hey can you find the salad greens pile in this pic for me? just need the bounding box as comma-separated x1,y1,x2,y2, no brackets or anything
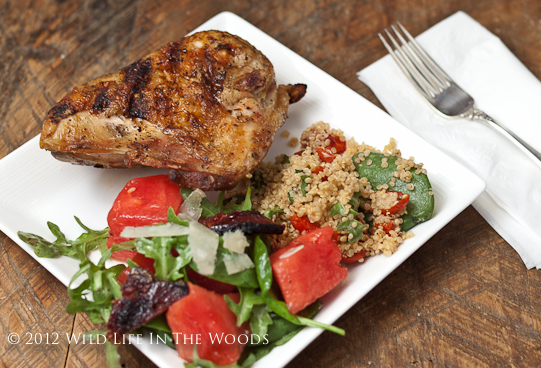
17,189,344,368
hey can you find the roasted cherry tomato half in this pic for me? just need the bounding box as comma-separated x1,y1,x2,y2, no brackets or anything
375,221,395,234
311,166,328,181
326,134,347,154
311,166,324,174
290,214,320,232
316,148,335,163
383,191,410,215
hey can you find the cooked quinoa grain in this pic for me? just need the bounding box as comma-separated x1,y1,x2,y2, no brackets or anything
228,122,428,262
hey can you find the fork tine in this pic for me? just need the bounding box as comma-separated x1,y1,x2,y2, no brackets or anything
390,24,446,92
382,28,437,98
395,22,452,86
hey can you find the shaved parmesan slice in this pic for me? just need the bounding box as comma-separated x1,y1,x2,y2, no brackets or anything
120,223,190,238
223,253,255,275
223,230,250,254
188,220,219,275
179,189,206,220
279,245,304,259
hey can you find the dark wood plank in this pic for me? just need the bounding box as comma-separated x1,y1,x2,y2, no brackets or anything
0,0,540,367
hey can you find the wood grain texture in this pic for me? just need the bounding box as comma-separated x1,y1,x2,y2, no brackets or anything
1,0,540,367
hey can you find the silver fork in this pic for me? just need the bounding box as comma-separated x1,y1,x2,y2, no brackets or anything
379,22,541,165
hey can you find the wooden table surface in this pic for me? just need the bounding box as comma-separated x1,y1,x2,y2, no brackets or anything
1,0,541,367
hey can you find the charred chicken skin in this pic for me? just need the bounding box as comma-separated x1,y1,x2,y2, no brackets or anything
40,31,306,190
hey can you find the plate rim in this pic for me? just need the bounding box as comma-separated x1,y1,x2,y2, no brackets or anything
0,10,486,368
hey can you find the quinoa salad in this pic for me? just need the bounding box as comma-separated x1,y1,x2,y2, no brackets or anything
228,122,435,262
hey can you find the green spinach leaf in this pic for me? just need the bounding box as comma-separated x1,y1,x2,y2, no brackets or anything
253,236,272,295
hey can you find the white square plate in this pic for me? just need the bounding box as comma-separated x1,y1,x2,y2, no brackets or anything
0,11,485,368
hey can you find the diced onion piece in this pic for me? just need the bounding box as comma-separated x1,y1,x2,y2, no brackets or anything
279,245,304,259
179,189,206,220
188,220,219,275
223,253,255,275
222,230,250,254
120,223,190,238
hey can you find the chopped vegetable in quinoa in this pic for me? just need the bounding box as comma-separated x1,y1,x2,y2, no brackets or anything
230,122,434,261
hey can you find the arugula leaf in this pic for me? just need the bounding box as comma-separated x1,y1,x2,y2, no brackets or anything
133,236,191,281
253,236,272,295
263,291,345,336
224,288,264,326
280,154,290,164
18,217,108,261
262,206,283,219
182,187,252,219
262,291,299,325
330,202,359,217
197,243,259,288
143,315,176,349
66,243,132,323
201,197,221,218
84,331,121,368
239,328,302,366
144,314,171,333
223,187,252,213
180,189,221,218
336,219,365,244
167,207,189,226
249,304,273,342
180,188,193,200
216,192,225,212
126,258,138,270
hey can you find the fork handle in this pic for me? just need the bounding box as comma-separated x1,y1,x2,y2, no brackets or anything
462,108,541,166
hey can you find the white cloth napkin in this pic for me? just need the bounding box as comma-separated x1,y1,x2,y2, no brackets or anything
358,11,541,269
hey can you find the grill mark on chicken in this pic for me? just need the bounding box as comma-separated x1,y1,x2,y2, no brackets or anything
123,58,153,119
40,31,307,190
48,99,78,124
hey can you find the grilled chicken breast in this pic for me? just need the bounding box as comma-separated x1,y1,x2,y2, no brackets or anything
40,31,306,190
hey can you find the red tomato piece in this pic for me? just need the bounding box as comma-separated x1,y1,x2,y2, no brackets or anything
311,166,328,181
290,214,320,232
311,166,324,174
187,268,237,295
332,230,339,243
376,221,395,234
106,175,183,262
316,147,335,163
383,191,410,215
326,134,346,154
341,250,367,264
294,150,304,156
270,227,348,314
166,283,247,366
